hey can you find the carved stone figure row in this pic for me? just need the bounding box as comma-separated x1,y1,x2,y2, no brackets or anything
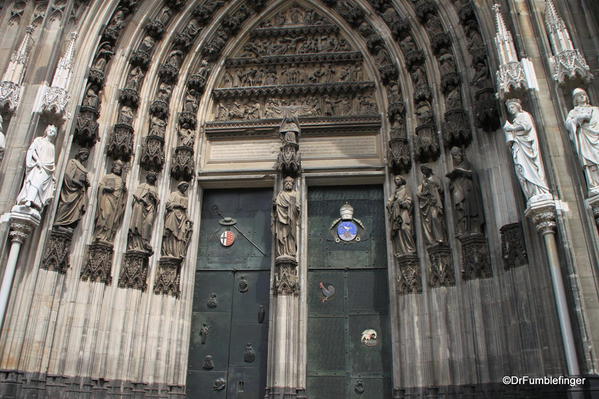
220,62,364,88
214,94,377,121
239,34,351,58
566,88,599,197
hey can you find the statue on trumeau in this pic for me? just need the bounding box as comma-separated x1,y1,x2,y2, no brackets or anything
93,160,127,244
417,165,447,246
503,99,552,205
387,175,416,256
566,88,599,196
15,125,57,214
162,181,193,259
273,176,300,260
54,149,90,230
446,147,485,236
128,172,160,253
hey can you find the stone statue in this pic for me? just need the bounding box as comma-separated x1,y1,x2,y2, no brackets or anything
54,149,90,230
279,114,300,145
93,160,127,244
446,147,484,236
273,176,300,259
566,88,599,196
162,182,193,259
0,115,5,162
503,99,552,205
128,172,160,252
386,175,416,255
417,165,447,246
16,125,57,212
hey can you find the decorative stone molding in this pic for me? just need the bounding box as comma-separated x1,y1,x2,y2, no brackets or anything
396,254,421,295
0,26,34,113
387,138,411,174
251,24,339,39
119,250,150,291
460,234,492,280
140,135,165,172
8,221,34,244
226,52,362,68
427,244,454,288
170,146,194,182
273,257,299,296
73,108,100,147
107,123,134,161
525,199,557,235
414,124,440,162
41,228,73,273
81,242,114,284
212,81,375,100
500,222,529,269
443,109,471,148
545,0,592,85
154,257,182,297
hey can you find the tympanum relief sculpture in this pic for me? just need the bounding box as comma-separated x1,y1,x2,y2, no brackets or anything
566,88,599,197
503,99,552,206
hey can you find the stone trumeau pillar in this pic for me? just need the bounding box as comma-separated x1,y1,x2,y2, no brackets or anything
266,111,305,398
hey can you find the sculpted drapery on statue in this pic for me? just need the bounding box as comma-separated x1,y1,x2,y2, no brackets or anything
16,124,57,213
387,175,416,256
446,147,484,236
54,149,90,229
161,181,193,259
417,165,447,246
503,99,552,205
93,161,127,244
274,176,300,260
566,88,599,196
128,172,160,253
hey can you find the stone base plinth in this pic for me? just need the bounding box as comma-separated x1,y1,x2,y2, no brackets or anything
41,228,73,273
427,243,454,288
81,242,114,284
395,254,421,295
154,257,182,298
459,233,492,280
119,250,151,291
274,256,299,295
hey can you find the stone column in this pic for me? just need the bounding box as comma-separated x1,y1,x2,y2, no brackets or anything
0,211,38,331
525,200,580,375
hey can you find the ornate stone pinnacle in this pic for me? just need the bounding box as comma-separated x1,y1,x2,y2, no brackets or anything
493,3,527,97
525,200,557,235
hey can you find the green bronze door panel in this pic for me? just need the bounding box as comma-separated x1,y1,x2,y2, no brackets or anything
307,186,391,399
188,189,272,399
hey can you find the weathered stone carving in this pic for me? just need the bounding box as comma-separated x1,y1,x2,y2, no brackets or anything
274,176,300,261
140,115,166,172
54,149,90,229
460,234,492,280
276,116,301,176
273,261,299,295
107,106,135,161
443,109,471,148
503,99,552,206
500,222,528,269
188,61,211,93
92,161,127,244
565,88,599,196
170,146,194,182
427,244,454,288
388,137,411,174
15,125,57,216
417,165,447,247
154,257,182,297
446,147,484,236
88,43,114,88
81,242,114,284
387,176,416,256
119,250,149,291
130,35,155,69
103,9,127,43
127,173,159,253
40,32,77,119
74,106,100,147
396,254,421,295
41,228,73,273
161,182,193,259
158,49,183,83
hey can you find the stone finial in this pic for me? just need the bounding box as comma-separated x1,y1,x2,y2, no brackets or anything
40,32,78,118
544,0,592,84
492,4,527,98
0,26,35,112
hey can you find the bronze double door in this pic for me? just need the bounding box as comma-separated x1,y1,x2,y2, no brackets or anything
187,189,272,398
306,186,392,398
